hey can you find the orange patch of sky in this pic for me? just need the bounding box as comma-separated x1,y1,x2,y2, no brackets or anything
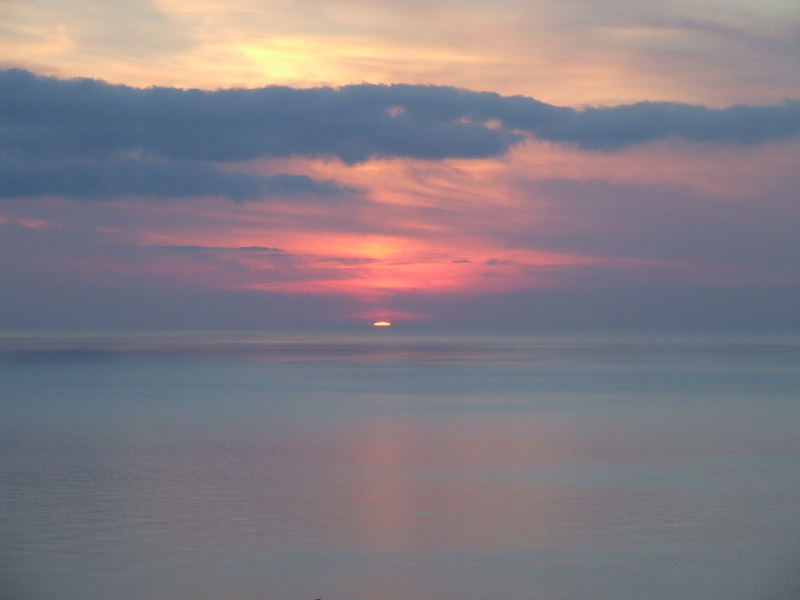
4,0,798,107
256,139,800,216
136,214,617,302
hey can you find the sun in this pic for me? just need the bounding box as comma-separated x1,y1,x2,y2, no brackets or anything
372,320,392,327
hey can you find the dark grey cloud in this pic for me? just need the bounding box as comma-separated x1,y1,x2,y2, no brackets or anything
2,69,798,170
154,245,285,254
0,70,519,164
0,158,350,201
237,246,284,253
536,102,800,150
484,258,518,266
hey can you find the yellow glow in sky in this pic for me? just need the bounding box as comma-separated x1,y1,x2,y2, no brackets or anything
3,0,799,106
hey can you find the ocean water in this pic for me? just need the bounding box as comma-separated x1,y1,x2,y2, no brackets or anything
1,330,799,600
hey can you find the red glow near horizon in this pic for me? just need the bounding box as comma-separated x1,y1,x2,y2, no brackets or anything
24,140,781,326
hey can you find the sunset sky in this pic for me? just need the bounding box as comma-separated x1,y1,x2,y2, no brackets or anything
2,0,799,329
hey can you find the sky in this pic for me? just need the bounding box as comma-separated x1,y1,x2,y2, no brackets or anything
1,0,799,330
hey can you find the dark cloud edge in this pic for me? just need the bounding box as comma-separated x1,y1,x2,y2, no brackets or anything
0,158,355,202
153,245,285,253
2,69,799,167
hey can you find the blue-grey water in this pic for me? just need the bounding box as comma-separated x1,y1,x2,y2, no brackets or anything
1,331,799,600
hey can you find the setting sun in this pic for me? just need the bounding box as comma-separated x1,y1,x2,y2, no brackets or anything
372,321,392,327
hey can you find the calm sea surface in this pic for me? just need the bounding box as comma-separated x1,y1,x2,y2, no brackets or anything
1,331,799,600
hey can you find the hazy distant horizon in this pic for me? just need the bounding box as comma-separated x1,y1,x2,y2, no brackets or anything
3,282,800,332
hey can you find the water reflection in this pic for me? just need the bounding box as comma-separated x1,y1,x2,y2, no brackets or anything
1,332,799,599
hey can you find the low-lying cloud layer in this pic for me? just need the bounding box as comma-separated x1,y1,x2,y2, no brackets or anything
4,69,799,168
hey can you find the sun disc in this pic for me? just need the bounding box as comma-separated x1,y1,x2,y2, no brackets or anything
372,320,392,327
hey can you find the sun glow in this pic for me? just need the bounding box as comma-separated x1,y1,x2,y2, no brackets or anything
372,321,392,327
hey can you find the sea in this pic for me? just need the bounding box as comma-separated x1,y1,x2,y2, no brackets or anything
1,330,799,600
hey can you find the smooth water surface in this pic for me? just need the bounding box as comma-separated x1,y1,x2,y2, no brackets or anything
1,331,799,600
